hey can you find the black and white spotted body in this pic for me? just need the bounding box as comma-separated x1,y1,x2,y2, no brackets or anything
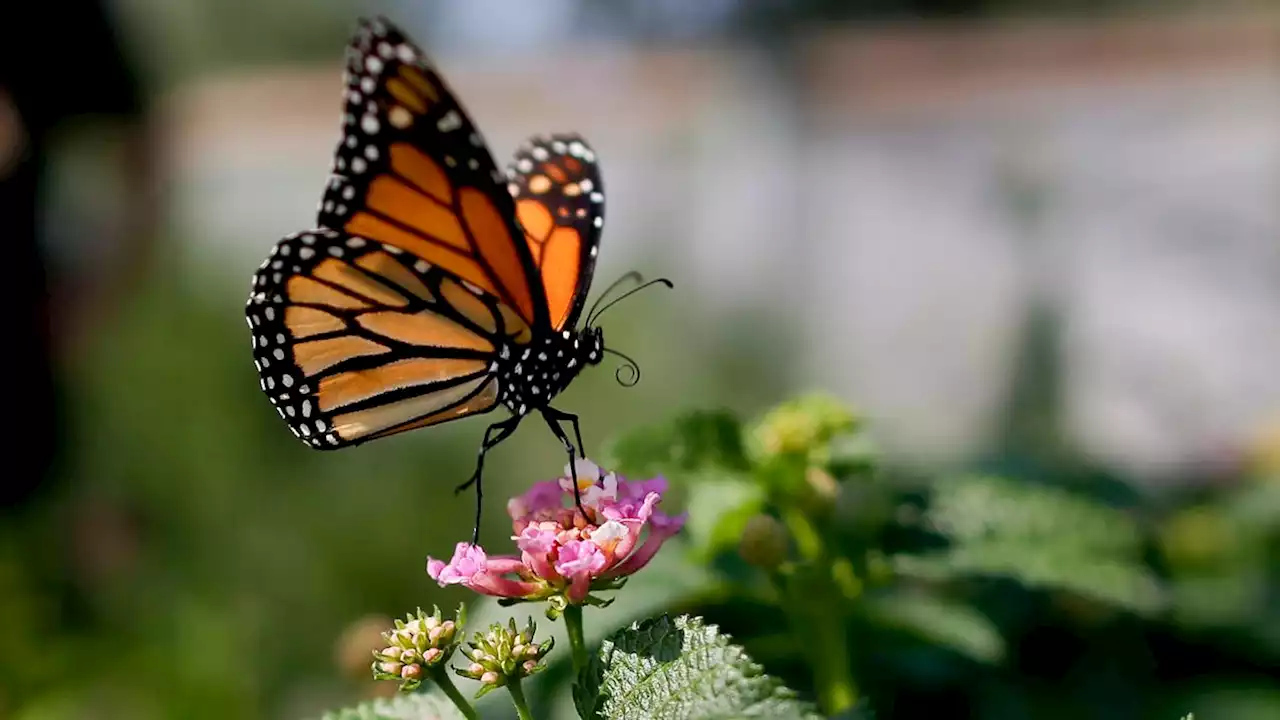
494,327,603,417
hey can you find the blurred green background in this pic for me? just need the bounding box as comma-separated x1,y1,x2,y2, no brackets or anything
2,0,1277,718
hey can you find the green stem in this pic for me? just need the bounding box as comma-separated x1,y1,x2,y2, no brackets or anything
781,508,858,714
563,603,589,674
808,606,857,714
427,666,479,720
506,675,535,720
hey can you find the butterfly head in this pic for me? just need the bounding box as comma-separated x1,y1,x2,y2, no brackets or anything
578,273,674,388
583,326,605,367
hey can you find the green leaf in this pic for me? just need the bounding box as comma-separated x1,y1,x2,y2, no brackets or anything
574,614,821,720
896,474,1166,615
315,692,466,720
681,473,767,560
600,410,748,478
859,591,1004,664
894,545,1165,615
926,475,1141,555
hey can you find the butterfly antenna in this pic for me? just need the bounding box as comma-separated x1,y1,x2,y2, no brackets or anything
602,347,642,387
585,271,643,324
587,278,674,327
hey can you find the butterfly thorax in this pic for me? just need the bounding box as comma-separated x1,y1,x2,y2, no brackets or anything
495,327,604,416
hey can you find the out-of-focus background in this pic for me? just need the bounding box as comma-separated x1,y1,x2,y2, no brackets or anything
2,0,1277,718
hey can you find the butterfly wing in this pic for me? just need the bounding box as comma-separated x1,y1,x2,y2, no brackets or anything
316,16,551,331
246,229,532,449
507,133,605,331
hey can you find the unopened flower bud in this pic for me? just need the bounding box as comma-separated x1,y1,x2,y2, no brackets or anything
739,514,789,569
750,395,858,463
370,604,466,692
454,616,554,697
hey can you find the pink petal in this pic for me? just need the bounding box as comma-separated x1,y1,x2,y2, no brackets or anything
508,479,568,520
555,539,608,577
617,476,667,502
522,548,560,582
485,555,529,575
516,526,558,555
565,572,592,604
602,512,687,579
587,519,635,565
426,543,494,587
467,572,543,599
450,542,487,576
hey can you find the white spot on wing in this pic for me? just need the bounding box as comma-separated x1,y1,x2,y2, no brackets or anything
437,110,462,132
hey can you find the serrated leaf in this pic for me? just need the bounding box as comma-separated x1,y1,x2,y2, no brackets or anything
575,614,821,720
315,692,465,720
600,410,748,478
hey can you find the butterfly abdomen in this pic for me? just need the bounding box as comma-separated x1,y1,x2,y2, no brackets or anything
496,329,603,416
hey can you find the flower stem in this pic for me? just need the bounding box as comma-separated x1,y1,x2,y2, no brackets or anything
427,666,479,720
506,675,535,720
563,603,589,674
809,611,857,714
781,508,858,715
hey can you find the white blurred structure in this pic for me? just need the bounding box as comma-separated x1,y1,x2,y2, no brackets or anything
161,15,1280,479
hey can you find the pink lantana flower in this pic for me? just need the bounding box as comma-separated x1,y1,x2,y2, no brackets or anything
426,459,687,609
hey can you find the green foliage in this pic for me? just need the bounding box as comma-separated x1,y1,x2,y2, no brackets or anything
857,592,1004,664
603,409,750,478
573,615,820,720
896,474,1165,615
315,693,465,720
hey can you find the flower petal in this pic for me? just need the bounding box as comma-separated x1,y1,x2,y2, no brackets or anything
508,480,566,519
486,555,530,575
603,511,687,579
555,539,608,577
566,572,592,603
468,572,543,599
516,526,557,555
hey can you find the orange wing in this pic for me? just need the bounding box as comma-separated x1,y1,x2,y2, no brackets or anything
315,16,550,331
245,229,533,449
506,133,605,331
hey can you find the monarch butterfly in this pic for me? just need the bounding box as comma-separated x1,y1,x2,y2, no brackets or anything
244,16,669,541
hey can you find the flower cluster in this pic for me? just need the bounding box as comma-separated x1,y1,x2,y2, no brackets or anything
428,459,686,608
371,606,463,691
454,617,553,697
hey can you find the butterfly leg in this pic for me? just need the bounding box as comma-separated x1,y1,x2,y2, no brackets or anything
456,415,522,545
541,409,590,519
542,404,586,453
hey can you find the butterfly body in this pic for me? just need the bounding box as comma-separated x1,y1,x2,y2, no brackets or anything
244,16,659,540
494,328,603,418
